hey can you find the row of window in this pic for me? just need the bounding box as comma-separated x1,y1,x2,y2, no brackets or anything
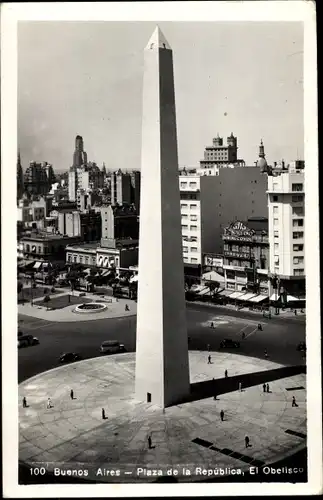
181,225,198,231
273,267,304,276
182,236,198,242
183,246,198,253
180,182,198,189
67,254,96,265
274,256,304,265
183,257,198,264
274,243,304,252
273,231,304,239
273,195,303,202
180,203,198,209
272,183,303,192
182,214,198,221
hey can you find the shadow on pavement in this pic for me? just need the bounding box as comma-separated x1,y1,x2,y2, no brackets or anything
178,365,306,405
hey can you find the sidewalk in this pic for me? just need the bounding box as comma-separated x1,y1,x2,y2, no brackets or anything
191,300,306,319
19,351,306,483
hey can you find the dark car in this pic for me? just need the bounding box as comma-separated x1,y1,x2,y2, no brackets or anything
219,338,240,349
59,352,82,363
296,342,306,352
18,335,39,348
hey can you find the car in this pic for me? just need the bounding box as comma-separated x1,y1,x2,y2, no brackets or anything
59,352,82,363
296,342,306,352
100,340,126,354
219,338,240,349
18,335,39,348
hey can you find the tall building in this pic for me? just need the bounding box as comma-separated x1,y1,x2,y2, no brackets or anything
135,27,190,408
110,169,141,212
179,166,268,274
198,133,245,173
73,135,87,167
17,151,24,200
267,168,305,299
256,139,271,174
24,161,55,196
58,210,101,242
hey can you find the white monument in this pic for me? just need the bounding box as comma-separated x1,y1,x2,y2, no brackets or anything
135,27,190,408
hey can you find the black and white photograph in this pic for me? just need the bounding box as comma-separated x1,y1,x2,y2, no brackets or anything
1,1,321,497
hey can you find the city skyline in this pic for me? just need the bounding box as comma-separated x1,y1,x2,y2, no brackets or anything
18,21,303,171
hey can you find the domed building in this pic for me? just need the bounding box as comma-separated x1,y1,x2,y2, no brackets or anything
257,139,270,173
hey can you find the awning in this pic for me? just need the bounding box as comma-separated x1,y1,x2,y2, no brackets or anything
218,290,234,297
287,295,304,302
249,294,268,303
237,293,257,301
202,270,225,283
228,291,245,299
33,262,42,269
101,270,112,277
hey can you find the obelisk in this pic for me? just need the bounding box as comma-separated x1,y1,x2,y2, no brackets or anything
135,27,190,408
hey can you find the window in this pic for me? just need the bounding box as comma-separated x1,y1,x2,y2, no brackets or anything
273,183,279,191
274,218,279,225
273,206,279,214
293,269,304,276
180,182,187,188
85,256,89,264
67,254,72,262
274,243,279,251
190,204,197,209
191,236,198,242
293,244,304,252
183,246,188,253
80,256,83,264
181,203,187,209
183,257,189,263
190,215,198,221
190,225,197,230
293,232,304,239
293,256,304,264
292,195,303,202
191,258,198,263
274,231,279,238
274,255,279,264
182,214,188,219
274,267,280,274
293,219,304,227
292,183,303,192
181,224,188,229
273,195,278,202
38,246,42,253
189,182,197,188
191,247,198,252
292,206,304,216
73,256,77,263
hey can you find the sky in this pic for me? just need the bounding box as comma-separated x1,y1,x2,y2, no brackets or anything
18,21,303,171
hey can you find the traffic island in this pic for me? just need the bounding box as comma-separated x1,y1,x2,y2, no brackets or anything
19,352,306,483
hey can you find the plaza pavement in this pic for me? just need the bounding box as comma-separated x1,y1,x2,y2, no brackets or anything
18,290,136,322
19,352,306,483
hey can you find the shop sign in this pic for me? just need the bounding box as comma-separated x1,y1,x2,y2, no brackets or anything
223,221,255,241
204,255,223,268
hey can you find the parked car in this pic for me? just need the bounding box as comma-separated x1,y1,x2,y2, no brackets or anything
219,338,240,349
18,335,39,348
100,340,126,354
59,352,82,363
296,342,306,352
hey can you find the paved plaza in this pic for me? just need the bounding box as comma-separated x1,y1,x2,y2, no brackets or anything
19,352,306,483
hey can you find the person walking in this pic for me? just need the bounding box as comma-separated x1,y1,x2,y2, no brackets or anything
245,436,250,448
207,355,211,364
263,383,266,393
266,383,270,393
220,410,224,422
70,389,74,400
148,435,152,449
292,396,298,407
225,369,228,378
125,304,129,311
22,397,27,408
102,408,106,420
47,398,52,409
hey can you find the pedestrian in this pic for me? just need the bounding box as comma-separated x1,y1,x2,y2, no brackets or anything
47,398,52,409
266,383,270,393
102,408,106,420
258,323,262,331
125,304,129,311
225,369,228,378
292,396,298,407
245,436,250,448
263,383,266,393
207,355,211,364
239,382,242,392
294,309,297,315
220,410,224,421
213,394,217,400
70,389,74,400
148,435,152,449
207,344,211,351
22,397,27,408
210,322,214,328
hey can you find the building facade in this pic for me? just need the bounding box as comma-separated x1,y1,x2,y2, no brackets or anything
267,169,305,298
100,204,139,248
57,210,101,242
110,170,141,213
179,166,268,273
18,233,82,263
65,243,138,272
222,218,269,296
23,161,55,196
199,133,245,171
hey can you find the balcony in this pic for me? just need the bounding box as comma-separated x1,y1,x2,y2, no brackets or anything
224,250,250,259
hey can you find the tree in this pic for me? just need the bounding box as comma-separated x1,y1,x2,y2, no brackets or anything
205,280,220,297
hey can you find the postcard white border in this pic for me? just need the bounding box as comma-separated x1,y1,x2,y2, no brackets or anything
1,1,321,497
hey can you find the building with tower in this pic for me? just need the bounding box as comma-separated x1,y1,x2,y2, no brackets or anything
73,135,87,168
256,139,271,174
198,133,245,174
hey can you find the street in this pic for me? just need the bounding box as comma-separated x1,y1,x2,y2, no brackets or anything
18,302,306,383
